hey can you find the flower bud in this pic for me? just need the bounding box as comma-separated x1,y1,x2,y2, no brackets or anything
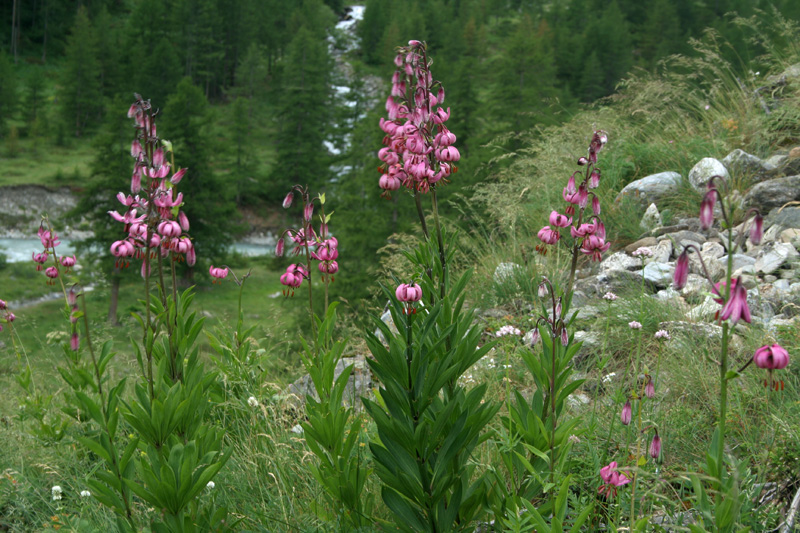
621,401,632,425
560,327,568,346
282,192,294,209
673,250,689,290
645,378,655,399
70,332,80,351
649,432,661,459
750,214,763,245
275,238,285,257
699,191,716,230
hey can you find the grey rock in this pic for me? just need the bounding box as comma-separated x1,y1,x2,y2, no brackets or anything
680,274,709,302
493,262,522,284
643,262,674,288
481,308,508,319
722,149,775,181
661,230,707,250
721,254,756,273
765,206,800,229
739,274,758,290
766,62,800,84
374,308,400,344
764,274,778,283
754,242,799,274
701,241,725,259
660,320,723,339
689,250,725,281
640,203,662,231
615,171,682,207
600,252,641,273
686,295,720,321
286,354,373,409
575,305,601,320
625,237,657,254
688,158,729,190
744,175,800,212
774,279,791,292
780,228,800,243
652,239,673,263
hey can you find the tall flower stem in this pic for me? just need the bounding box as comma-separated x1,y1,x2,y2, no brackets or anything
716,227,735,491
301,203,317,352
431,188,447,300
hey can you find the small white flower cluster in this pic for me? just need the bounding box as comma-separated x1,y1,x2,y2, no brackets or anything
602,292,618,301
631,247,653,258
80,490,92,498
628,321,643,329
495,325,522,337
247,396,259,408
206,481,215,490
654,329,670,340
602,372,617,383
291,424,304,435
51,485,62,501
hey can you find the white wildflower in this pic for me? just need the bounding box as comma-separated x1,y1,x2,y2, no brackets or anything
247,396,258,407
628,321,642,329
602,292,618,301
654,329,670,340
51,485,62,501
291,424,304,435
206,481,215,490
80,490,91,498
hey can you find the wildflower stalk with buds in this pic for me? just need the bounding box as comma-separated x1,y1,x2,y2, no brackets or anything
673,175,788,527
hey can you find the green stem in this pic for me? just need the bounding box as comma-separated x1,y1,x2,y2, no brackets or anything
431,188,447,301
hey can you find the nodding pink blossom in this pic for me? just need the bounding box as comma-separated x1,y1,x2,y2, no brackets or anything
537,226,560,245
570,223,596,238
280,264,308,296
32,251,48,271
577,157,589,166
275,238,285,257
396,283,422,303
209,265,229,284
645,377,655,398
315,240,338,261
591,196,601,215
70,332,80,351
673,250,690,289
6,312,15,322
549,211,573,228
379,174,402,193
753,344,789,370
61,255,77,272
649,432,662,459
319,260,339,276
538,283,548,298
580,235,611,262
750,214,764,245
560,327,569,346
589,169,601,189
39,227,61,249
699,191,716,230
719,279,751,324
304,203,314,223
0,299,6,310
45,266,59,284
283,192,294,209
598,461,631,498
530,328,541,345
620,401,632,425
157,220,182,239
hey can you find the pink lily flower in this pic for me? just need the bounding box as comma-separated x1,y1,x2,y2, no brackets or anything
537,226,560,245
580,235,611,262
719,278,751,324
753,344,789,370
209,265,229,284
549,211,572,228
673,250,690,290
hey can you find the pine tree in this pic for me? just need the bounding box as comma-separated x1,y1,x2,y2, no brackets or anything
24,68,45,125
60,7,102,136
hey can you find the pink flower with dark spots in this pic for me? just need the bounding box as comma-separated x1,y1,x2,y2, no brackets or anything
32,251,48,271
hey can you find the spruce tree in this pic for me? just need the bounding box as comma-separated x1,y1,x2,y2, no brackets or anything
60,6,102,136
162,78,239,262
268,23,332,198
0,51,17,136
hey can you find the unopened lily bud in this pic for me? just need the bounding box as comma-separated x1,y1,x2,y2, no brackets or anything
649,432,661,459
282,192,294,209
621,401,632,425
750,214,763,245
